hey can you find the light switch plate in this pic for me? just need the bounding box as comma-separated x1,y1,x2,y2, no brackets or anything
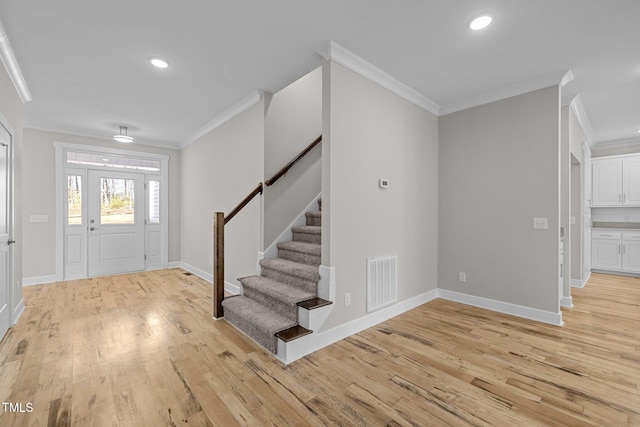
29,215,49,223
533,217,548,229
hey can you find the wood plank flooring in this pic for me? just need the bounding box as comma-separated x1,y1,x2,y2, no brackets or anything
0,269,639,426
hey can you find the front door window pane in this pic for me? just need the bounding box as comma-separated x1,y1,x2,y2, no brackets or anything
101,178,135,224
67,175,82,225
149,180,160,224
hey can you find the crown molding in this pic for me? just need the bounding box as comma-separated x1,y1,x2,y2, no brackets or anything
592,136,640,151
440,69,574,116
0,19,31,103
179,89,265,149
316,41,441,116
568,94,595,147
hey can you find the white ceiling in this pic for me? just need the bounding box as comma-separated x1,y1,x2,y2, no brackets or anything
0,0,638,149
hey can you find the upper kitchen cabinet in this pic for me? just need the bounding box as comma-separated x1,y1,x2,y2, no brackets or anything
623,156,640,205
592,154,640,207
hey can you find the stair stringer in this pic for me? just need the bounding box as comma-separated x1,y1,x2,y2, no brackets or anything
277,288,439,365
258,192,322,271
276,264,335,364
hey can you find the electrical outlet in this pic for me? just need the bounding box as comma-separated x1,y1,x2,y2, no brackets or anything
345,292,351,306
533,218,548,229
459,272,466,282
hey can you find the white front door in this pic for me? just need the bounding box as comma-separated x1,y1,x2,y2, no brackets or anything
0,124,12,340
87,169,145,277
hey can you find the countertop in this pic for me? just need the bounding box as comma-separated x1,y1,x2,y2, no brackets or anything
592,222,640,231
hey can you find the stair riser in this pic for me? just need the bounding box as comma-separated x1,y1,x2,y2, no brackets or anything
242,287,298,322
261,267,318,294
293,232,321,245
306,217,321,226
223,308,279,353
278,249,321,266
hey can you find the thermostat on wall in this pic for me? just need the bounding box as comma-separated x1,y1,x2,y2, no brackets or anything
379,179,389,188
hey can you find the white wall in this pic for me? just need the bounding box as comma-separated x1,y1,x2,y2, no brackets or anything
180,101,264,286
561,106,571,302
264,67,322,247
321,61,439,331
568,106,588,283
571,158,581,278
439,86,561,315
21,129,182,279
0,60,23,319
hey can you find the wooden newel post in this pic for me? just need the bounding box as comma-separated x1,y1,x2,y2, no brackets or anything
213,212,225,319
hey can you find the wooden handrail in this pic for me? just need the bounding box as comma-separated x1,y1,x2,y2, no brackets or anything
213,135,321,319
225,182,263,224
213,212,225,319
265,135,322,187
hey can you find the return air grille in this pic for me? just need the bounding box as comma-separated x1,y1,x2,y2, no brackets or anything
367,255,397,312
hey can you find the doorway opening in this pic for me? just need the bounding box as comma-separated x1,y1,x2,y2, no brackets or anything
54,142,168,280
0,120,13,340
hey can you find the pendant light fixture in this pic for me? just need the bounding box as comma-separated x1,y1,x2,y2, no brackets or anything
113,126,134,143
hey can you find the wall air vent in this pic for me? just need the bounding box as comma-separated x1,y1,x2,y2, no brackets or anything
367,255,397,312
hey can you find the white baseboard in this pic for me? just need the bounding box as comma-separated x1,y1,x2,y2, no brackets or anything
12,298,25,325
22,274,57,286
560,296,573,309
437,289,564,326
571,277,587,288
277,288,438,364
176,261,212,282
175,261,239,295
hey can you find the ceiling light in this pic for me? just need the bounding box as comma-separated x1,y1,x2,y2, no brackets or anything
113,126,134,143
468,14,494,30
149,57,169,69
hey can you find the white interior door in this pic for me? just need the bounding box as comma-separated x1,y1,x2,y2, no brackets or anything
88,169,145,276
0,124,12,340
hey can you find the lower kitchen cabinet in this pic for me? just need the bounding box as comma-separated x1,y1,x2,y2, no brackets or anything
592,230,640,274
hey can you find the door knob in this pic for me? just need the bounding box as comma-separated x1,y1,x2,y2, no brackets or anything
89,227,100,231
7,239,15,245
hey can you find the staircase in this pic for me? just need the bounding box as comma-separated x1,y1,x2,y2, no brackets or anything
222,198,330,354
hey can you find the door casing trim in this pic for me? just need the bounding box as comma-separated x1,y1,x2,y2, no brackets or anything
54,141,169,281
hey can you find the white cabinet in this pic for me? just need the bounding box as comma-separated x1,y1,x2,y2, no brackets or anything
583,152,592,210
591,231,622,270
582,213,591,278
592,155,640,207
623,156,640,206
592,230,640,273
622,232,640,273
592,159,623,206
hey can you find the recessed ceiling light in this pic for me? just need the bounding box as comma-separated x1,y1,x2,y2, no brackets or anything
468,13,494,30
149,57,169,69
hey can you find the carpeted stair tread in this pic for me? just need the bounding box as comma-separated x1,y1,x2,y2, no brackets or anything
291,225,321,235
222,296,297,353
260,258,320,282
239,275,315,306
305,211,322,219
277,241,321,256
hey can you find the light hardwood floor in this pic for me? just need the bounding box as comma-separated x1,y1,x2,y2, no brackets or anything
0,269,639,426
